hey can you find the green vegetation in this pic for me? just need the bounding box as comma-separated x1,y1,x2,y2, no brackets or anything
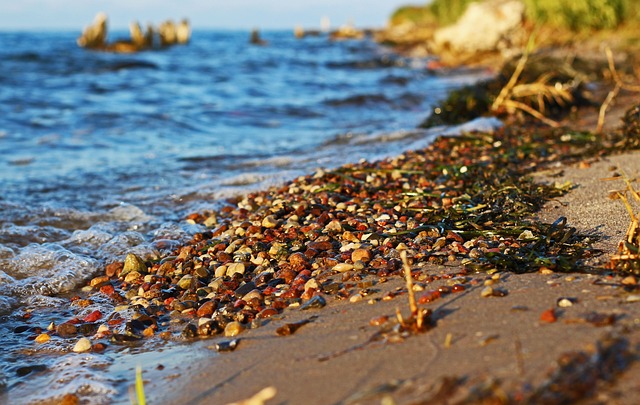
523,0,632,30
389,0,640,31
389,5,436,26
427,0,475,26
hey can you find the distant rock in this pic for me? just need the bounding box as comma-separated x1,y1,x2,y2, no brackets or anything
432,0,526,57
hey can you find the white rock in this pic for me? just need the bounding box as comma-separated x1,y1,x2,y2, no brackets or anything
433,0,525,54
73,337,92,353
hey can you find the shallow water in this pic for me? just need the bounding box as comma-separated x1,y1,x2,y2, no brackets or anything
0,29,493,402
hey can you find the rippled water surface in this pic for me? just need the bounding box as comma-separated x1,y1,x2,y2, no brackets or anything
0,29,492,402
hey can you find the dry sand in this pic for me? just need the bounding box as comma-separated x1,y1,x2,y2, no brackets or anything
123,93,640,405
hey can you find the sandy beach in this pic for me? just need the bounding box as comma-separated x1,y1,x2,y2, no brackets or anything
100,87,640,405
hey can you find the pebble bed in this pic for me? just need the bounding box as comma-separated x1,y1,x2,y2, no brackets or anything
26,125,610,354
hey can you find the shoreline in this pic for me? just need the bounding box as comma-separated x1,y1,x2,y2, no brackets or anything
4,31,640,405
156,95,640,404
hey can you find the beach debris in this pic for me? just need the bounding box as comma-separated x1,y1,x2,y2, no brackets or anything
608,173,640,274
444,333,453,348
478,334,499,346
597,48,640,134
395,251,431,333
226,386,277,405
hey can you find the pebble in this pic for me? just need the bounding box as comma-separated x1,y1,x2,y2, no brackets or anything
224,321,244,337
35,333,51,343
369,315,388,326
300,295,326,310
90,275,110,288
626,294,640,303
57,323,78,338
226,262,246,277
540,308,557,323
196,300,216,318
304,278,319,292
182,323,198,338
262,215,279,228
177,275,194,290
242,289,263,302
73,337,92,353
124,271,142,283
480,286,494,298
557,297,575,307
333,263,354,273
215,339,239,352
235,281,257,296
121,253,147,277
351,248,372,263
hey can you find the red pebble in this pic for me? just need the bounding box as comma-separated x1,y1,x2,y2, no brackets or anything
262,286,276,296
540,308,557,323
257,308,278,318
418,290,441,304
83,310,102,323
452,284,465,293
100,284,115,295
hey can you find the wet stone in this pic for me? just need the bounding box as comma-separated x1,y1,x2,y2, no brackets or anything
57,323,78,338
198,320,222,336
182,323,198,338
111,333,143,344
16,364,47,377
215,338,239,352
121,253,147,277
13,325,30,334
73,337,92,353
77,323,99,336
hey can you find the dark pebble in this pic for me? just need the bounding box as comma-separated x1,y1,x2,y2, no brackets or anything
235,281,257,297
111,333,142,344
182,323,198,338
215,339,239,352
300,295,326,310
16,364,47,377
198,320,222,336
13,325,30,334
77,323,99,336
56,323,78,338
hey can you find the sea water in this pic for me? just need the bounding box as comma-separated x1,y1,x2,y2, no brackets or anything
0,29,494,403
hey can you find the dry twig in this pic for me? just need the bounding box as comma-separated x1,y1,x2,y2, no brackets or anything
596,47,640,134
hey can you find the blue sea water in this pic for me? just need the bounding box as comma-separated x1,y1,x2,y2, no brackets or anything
0,29,493,402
